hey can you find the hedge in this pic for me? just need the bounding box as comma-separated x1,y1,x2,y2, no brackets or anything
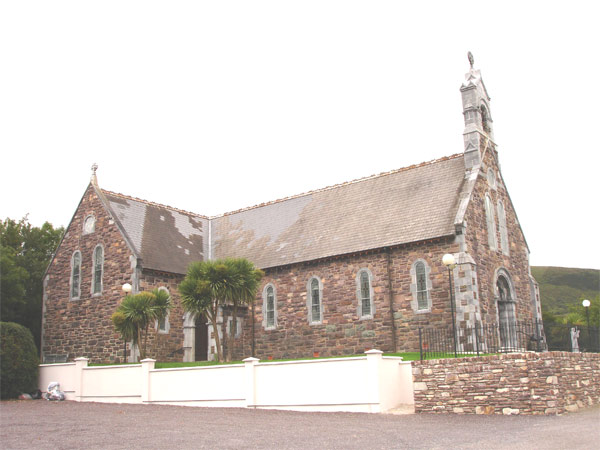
0,322,39,399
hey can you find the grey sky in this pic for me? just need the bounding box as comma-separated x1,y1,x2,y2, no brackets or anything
1,1,598,269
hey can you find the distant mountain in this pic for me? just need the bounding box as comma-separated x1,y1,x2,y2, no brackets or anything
532,266,599,316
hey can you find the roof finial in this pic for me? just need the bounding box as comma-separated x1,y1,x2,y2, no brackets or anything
467,51,475,69
91,163,98,185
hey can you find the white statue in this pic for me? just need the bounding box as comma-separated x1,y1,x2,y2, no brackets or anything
570,327,580,353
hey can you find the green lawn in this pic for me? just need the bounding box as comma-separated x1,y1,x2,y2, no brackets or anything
87,351,484,368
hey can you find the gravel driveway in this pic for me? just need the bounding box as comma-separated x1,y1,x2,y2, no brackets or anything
1,401,599,449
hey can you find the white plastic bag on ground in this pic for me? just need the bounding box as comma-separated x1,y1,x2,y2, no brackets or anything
44,382,65,401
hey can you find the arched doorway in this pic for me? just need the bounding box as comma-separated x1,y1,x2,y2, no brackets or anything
195,316,208,361
496,272,517,350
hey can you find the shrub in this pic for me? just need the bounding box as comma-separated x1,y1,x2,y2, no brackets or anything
0,322,39,399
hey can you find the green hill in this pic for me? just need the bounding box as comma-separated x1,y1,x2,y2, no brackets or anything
532,266,599,316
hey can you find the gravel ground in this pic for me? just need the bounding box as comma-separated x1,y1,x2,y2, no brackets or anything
1,401,599,449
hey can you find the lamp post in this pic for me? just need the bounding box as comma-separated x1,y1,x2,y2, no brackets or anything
582,299,591,351
442,253,458,357
121,283,132,363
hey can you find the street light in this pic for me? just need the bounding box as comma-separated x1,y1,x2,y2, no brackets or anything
121,283,132,363
442,253,458,357
582,299,591,351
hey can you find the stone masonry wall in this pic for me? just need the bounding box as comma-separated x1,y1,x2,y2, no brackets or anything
239,238,462,360
412,352,600,415
42,184,135,363
463,140,536,326
138,270,186,362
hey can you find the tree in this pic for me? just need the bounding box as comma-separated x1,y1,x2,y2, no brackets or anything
179,258,263,362
0,217,64,350
225,258,264,361
111,288,172,361
0,322,39,399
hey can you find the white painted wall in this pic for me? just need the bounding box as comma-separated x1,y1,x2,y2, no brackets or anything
148,364,246,408
38,362,76,400
81,364,143,403
253,357,371,411
37,351,415,413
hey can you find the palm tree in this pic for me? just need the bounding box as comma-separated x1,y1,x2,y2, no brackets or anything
111,289,172,361
179,258,263,362
225,258,263,361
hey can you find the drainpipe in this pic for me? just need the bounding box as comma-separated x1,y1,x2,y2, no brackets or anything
386,248,398,352
251,298,256,357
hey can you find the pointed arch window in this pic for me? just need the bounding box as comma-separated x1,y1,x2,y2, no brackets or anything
481,104,491,133
410,259,432,313
92,245,104,295
356,269,374,319
155,287,170,334
70,251,81,299
262,284,277,330
485,194,497,250
307,277,323,324
497,200,509,255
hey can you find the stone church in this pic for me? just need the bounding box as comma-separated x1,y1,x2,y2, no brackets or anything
41,59,543,363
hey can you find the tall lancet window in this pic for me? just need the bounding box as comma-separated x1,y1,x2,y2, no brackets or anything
485,194,497,250
70,251,81,299
356,269,374,318
307,277,323,324
262,284,277,330
497,200,509,255
92,245,104,294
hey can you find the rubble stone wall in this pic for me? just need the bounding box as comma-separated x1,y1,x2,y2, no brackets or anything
412,352,600,415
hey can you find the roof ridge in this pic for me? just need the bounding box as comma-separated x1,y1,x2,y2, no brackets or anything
101,189,209,219
215,153,464,218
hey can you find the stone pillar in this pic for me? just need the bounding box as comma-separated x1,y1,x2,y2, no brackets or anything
243,357,259,408
140,358,155,403
365,349,383,413
73,357,89,402
182,312,195,362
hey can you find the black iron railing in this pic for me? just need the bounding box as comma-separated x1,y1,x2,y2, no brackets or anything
418,320,546,360
418,320,599,360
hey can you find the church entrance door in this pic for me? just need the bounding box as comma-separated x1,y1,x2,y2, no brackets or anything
195,317,208,361
497,276,517,350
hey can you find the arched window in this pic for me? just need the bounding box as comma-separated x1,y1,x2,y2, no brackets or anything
83,215,96,234
485,194,497,250
307,277,323,324
155,287,170,333
487,169,496,189
497,200,509,255
410,260,432,312
262,284,277,330
480,104,491,133
356,268,374,319
92,245,104,295
70,251,81,299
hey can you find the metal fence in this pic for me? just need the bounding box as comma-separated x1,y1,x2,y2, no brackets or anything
417,320,599,360
543,322,599,353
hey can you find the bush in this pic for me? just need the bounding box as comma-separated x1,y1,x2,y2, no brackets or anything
0,322,39,399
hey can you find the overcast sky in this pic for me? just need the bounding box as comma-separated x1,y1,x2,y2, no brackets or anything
1,1,598,270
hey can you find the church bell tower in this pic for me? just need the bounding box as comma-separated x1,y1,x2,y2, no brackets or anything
460,52,495,169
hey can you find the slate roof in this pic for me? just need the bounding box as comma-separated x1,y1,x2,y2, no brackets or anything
212,154,466,269
102,191,209,274
99,154,467,273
